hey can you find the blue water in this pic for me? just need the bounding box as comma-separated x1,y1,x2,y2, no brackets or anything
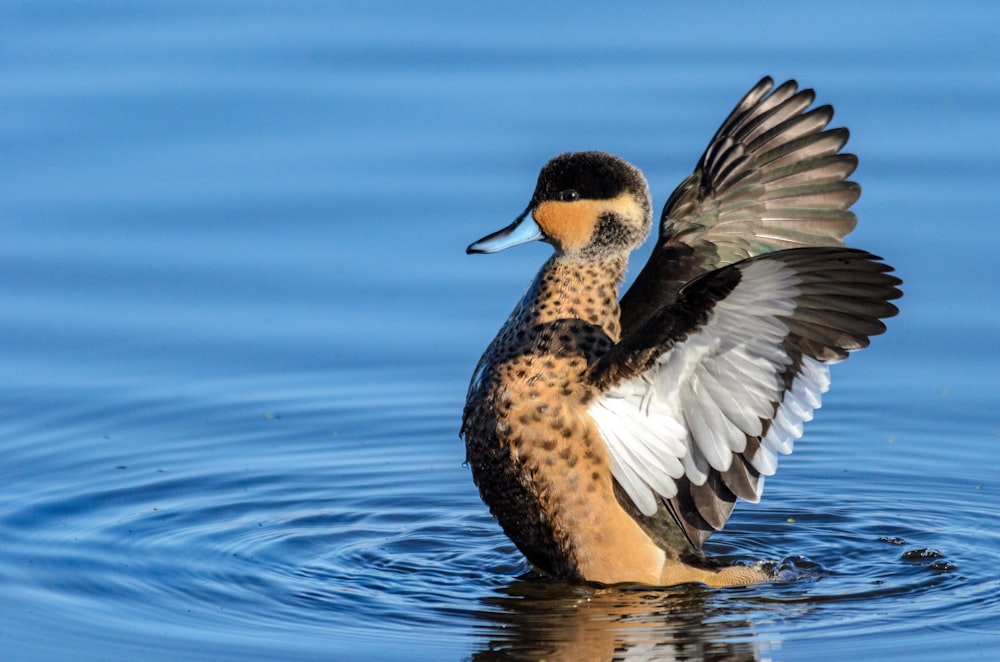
2,1,999,660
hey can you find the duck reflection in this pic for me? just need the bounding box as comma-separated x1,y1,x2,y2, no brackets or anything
471,575,769,661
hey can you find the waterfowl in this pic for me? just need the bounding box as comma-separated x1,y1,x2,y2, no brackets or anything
461,77,901,587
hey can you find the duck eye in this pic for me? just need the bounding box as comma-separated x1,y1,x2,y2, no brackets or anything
559,189,580,202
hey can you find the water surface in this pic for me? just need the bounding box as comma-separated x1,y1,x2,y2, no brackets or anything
2,1,999,660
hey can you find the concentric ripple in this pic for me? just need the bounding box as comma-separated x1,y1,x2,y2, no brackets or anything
1,370,998,659
0,369,517,656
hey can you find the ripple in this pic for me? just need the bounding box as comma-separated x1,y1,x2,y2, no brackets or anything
1,371,492,645
2,368,999,659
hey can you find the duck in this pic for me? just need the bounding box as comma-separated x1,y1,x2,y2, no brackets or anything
461,77,901,587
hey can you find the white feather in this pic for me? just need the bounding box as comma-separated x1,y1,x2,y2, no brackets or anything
748,443,778,476
684,395,731,472
681,435,711,486
699,367,763,436
589,257,840,516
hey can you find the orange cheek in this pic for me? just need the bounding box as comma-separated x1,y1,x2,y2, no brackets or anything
533,200,601,252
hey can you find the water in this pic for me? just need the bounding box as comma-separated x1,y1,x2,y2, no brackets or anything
2,1,998,659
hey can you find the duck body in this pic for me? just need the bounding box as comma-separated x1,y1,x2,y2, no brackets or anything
461,78,901,587
463,251,666,584
464,251,756,586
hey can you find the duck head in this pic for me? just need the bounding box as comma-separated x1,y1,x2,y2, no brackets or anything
467,152,652,259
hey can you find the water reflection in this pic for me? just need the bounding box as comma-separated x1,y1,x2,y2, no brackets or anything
474,578,766,661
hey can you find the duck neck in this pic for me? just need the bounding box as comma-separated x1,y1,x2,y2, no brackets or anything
520,253,628,342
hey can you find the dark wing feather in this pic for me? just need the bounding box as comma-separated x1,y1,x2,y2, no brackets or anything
620,77,859,333
589,248,901,548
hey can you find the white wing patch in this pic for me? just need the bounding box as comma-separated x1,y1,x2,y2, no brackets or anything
589,258,831,517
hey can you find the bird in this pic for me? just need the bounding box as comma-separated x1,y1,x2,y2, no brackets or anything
461,76,901,587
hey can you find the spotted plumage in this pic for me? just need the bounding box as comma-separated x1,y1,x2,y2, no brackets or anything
462,77,902,587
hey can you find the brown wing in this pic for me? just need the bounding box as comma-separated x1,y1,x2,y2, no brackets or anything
620,77,860,333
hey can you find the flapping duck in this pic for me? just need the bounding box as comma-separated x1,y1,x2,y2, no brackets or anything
462,77,901,587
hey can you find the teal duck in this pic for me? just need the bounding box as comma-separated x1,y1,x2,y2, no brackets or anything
461,77,901,586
